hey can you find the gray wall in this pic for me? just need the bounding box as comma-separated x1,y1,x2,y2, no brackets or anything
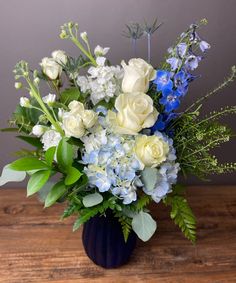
0,0,235,186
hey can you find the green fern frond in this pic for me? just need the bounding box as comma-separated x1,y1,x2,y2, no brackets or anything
164,196,196,243
114,212,132,242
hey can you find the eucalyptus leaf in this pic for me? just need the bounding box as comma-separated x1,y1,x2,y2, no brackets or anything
132,211,157,242
27,169,51,196
65,166,82,185
82,192,103,207
141,167,158,192
44,181,67,208
0,164,26,186
57,138,73,172
9,157,50,171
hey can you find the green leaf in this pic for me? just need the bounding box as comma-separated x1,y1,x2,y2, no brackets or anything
57,138,74,171
45,147,56,166
9,157,50,171
37,181,56,203
16,135,43,148
65,166,82,185
132,211,157,242
27,170,51,196
82,192,103,207
44,181,67,207
141,167,158,192
165,195,196,243
73,209,98,231
0,164,26,186
60,88,81,105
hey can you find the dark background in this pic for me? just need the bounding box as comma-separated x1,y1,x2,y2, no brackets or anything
0,0,235,186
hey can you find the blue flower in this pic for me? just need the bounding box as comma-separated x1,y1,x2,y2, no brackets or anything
174,70,189,96
177,43,188,58
89,172,111,192
159,88,181,112
199,40,210,52
166,57,181,71
154,70,173,91
150,112,178,132
185,55,200,71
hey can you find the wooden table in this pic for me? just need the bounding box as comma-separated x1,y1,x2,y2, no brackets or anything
0,186,235,283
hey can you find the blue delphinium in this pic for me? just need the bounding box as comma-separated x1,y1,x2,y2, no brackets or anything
159,88,182,112
154,70,173,91
152,23,210,133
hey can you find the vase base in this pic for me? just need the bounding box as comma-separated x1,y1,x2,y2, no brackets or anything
82,211,137,269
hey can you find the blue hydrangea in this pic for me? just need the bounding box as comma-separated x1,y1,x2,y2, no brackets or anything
82,130,143,204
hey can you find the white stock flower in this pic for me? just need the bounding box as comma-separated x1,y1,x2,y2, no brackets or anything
15,82,22,89
41,129,62,151
96,56,106,66
32,125,46,137
107,92,158,135
80,31,88,42
121,58,156,93
40,57,62,80
42,93,56,106
94,45,110,57
20,97,30,108
52,50,67,65
77,65,123,105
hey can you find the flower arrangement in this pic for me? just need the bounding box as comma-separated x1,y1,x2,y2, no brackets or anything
1,19,236,245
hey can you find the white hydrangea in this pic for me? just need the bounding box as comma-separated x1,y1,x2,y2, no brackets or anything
41,129,62,151
77,61,123,105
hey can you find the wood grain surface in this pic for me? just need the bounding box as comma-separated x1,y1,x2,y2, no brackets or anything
0,186,235,283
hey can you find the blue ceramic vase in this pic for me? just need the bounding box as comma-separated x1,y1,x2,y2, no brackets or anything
82,210,137,268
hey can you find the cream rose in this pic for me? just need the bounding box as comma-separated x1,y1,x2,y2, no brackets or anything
68,101,85,115
107,92,158,135
134,135,169,168
63,101,97,135
40,57,62,80
121,58,156,93
62,113,85,138
81,110,98,128
52,50,67,65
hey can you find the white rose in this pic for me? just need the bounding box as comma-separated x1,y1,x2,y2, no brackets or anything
81,110,98,128
134,135,169,168
20,97,30,108
107,92,158,135
94,45,110,57
62,113,85,138
32,125,46,137
52,50,67,65
42,93,56,106
68,101,85,115
40,57,62,80
121,58,156,93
